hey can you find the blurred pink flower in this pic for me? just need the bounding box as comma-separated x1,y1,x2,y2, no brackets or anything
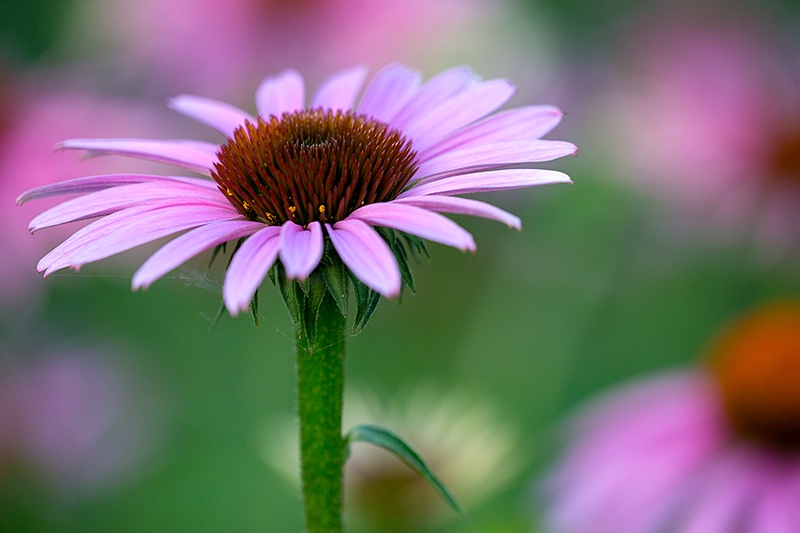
601,21,800,252
1,79,183,309
73,0,496,93
541,300,800,533
1,348,164,497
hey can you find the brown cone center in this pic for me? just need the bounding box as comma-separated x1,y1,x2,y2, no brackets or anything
211,109,418,226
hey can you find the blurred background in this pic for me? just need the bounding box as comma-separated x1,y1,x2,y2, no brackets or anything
2,0,800,531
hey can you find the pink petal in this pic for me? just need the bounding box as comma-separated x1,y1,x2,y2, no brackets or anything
393,195,521,229
132,219,264,290
400,79,517,152
554,374,722,486
57,138,219,174
223,225,282,315
255,69,305,118
415,140,579,183
420,105,565,160
547,428,713,533
402,168,573,197
326,219,400,297
18,174,173,204
676,450,767,533
748,476,797,533
389,66,478,129
278,221,324,280
310,65,368,112
17,174,219,205
349,203,475,251
167,95,254,137
30,180,228,232
39,202,239,275
356,64,422,123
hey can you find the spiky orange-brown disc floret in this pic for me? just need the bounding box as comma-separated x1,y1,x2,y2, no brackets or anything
211,109,418,227
709,301,800,451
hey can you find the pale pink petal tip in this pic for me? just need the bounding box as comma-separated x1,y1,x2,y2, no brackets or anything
278,221,324,280
326,220,401,297
223,226,282,315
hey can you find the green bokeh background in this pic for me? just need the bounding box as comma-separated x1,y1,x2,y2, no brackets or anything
2,0,800,531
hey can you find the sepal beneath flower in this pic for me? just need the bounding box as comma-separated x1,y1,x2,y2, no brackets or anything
345,423,467,518
273,230,426,337
321,259,349,317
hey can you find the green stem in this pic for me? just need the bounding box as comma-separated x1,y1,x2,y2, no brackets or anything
295,291,347,533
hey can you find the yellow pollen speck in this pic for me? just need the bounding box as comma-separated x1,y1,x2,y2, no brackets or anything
242,201,251,210
318,205,326,214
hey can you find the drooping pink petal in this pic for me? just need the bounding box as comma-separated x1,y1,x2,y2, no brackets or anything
310,65,368,112
415,140,579,183
39,202,239,275
552,373,722,486
748,475,797,533
279,221,324,280
419,105,565,161
545,377,723,533
393,195,521,229
326,219,401,297
674,450,768,533
56,139,219,174
399,79,517,152
132,219,264,290
17,174,175,204
255,69,305,118
223,225,282,315
389,66,478,129
17,174,219,205
29,181,228,232
402,168,572,197
349,203,475,251
546,423,715,533
356,63,422,123
167,95,254,137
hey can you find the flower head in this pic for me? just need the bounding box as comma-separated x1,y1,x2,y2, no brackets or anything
18,64,575,315
541,300,800,533
601,21,800,252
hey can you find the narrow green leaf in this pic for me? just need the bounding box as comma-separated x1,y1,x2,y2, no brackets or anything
249,288,259,326
402,232,430,260
345,424,467,518
208,242,226,268
207,298,226,330
351,280,381,336
391,233,416,294
304,272,327,344
278,272,306,338
321,260,348,316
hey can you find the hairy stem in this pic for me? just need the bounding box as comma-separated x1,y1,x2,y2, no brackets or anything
295,291,347,533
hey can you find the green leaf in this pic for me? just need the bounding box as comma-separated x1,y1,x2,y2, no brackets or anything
249,288,260,327
277,270,306,338
321,260,348,316
350,279,381,336
345,424,467,518
304,272,328,344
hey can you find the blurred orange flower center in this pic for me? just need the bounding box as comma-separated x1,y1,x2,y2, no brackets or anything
211,109,418,227
710,301,800,450
769,127,800,185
